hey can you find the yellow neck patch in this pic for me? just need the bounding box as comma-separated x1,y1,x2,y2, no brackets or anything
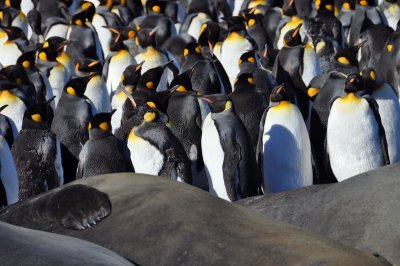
39,52,48,61
146,82,155,89
99,122,111,131
308,87,320,97
247,77,255,85
22,60,31,68
183,48,189,56
43,42,49,48
387,44,394,53
200,23,207,35
273,101,292,110
340,92,361,102
0,90,17,101
370,71,376,81
67,87,77,96
129,128,139,142
146,101,157,108
248,18,256,27
248,57,255,63
338,56,350,65
31,114,43,122
176,85,187,92
144,112,156,122
224,101,232,111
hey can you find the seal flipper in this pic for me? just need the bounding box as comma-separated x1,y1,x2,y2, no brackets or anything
0,185,111,231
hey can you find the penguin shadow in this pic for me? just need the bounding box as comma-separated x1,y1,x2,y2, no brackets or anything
262,124,307,192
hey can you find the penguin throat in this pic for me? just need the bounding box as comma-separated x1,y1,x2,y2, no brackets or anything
272,101,292,110
0,90,18,102
341,92,361,102
226,32,245,42
56,52,71,68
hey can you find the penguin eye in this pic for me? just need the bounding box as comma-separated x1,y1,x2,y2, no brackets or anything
144,112,156,122
22,60,31,68
316,41,325,52
135,37,139,46
146,82,155,89
176,85,187,92
338,57,350,65
67,87,77,96
152,5,161,12
99,122,111,131
31,114,43,123
121,74,125,82
247,57,255,63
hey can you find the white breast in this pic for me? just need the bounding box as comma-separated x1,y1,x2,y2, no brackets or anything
0,136,18,204
110,92,126,132
45,24,69,39
187,13,211,41
221,34,253,89
233,0,246,15
0,97,27,138
201,114,230,201
85,75,111,115
107,50,135,95
92,14,112,59
261,104,313,193
373,84,400,163
302,46,321,86
128,135,164,176
0,42,22,67
135,48,168,74
327,99,384,181
49,64,69,107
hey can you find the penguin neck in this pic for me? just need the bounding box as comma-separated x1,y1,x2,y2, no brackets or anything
341,92,362,102
21,119,48,130
89,128,112,139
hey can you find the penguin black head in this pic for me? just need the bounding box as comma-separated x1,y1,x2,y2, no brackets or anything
282,0,297,16
22,97,55,130
239,50,257,65
317,0,335,14
357,0,375,6
334,43,363,67
80,1,96,22
245,13,261,29
38,37,70,61
64,76,93,97
145,0,167,15
313,36,334,56
0,26,25,41
198,21,221,48
2,0,21,9
258,44,277,70
120,27,137,41
136,28,157,48
17,50,37,70
360,67,377,93
0,65,29,87
283,24,303,47
183,42,202,58
344,73,365,93
122,62,144,87
234,72,256,90
75,58,103,74
224,16,246,33
71,10,88,27
137,66,164,91
170,71,193,93
199,94,230,113
270,84,291,103
107,27,126,52
88,110,115,138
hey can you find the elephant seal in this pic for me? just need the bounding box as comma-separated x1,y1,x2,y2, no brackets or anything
0,173,390,266
239,163,400,264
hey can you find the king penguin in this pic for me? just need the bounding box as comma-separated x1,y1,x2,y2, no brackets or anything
77,110,134,178
362,67,400,164
0,105,18,207
127,107,192,184
201,94,260,202
11,97,63,201
327,73,390,182
257,84,313,193
51,76,94,183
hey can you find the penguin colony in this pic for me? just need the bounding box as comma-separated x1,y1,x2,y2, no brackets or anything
0,0,399,208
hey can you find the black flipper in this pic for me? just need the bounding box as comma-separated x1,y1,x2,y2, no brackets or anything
363,94,391,165
255,107,270,183
221,138,240,202
0,185,111,230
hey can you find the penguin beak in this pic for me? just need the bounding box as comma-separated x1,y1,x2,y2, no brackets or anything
288,0,295,6
276,84,285,94
199,97,213,104
263,45,269,57
123,90,137,108
57,40,72,52
292,24,302,38
135,61,145,72
249,7,257,14
208,41,214,56
0,104,8,112
88,60,100,67
149,27,159,37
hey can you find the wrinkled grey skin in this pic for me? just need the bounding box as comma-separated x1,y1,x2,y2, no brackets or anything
239,164,400,265
1,173,390,266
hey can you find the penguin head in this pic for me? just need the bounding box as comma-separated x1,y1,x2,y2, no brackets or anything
224,16,246,33
0,26,26,41
63,76,93,97
170,71,193,93
106,27,126,52
270,84,291,104
183,42,202,58
317,0,335,14
22,97,55,130
360,67,377,93
198,21,221,48
282,0,297,16
239,50,257,65
0,65,29,87
75,58,103,75
0,80,27,106
17,50,36,70
80,1,96,22
38,37,70,61
122,63,144,88
98,0,114,8
283,24,303,47
88,110,116,138
245,13,261,29
334,43,362,67
234,72,256,91
137,66,164,91
357,0,375,7
344,73,365,94
136,27,157,48
71,10,88,27
199,94,230,113
27,10,42,36
145,0,166,15
258,44,276,70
